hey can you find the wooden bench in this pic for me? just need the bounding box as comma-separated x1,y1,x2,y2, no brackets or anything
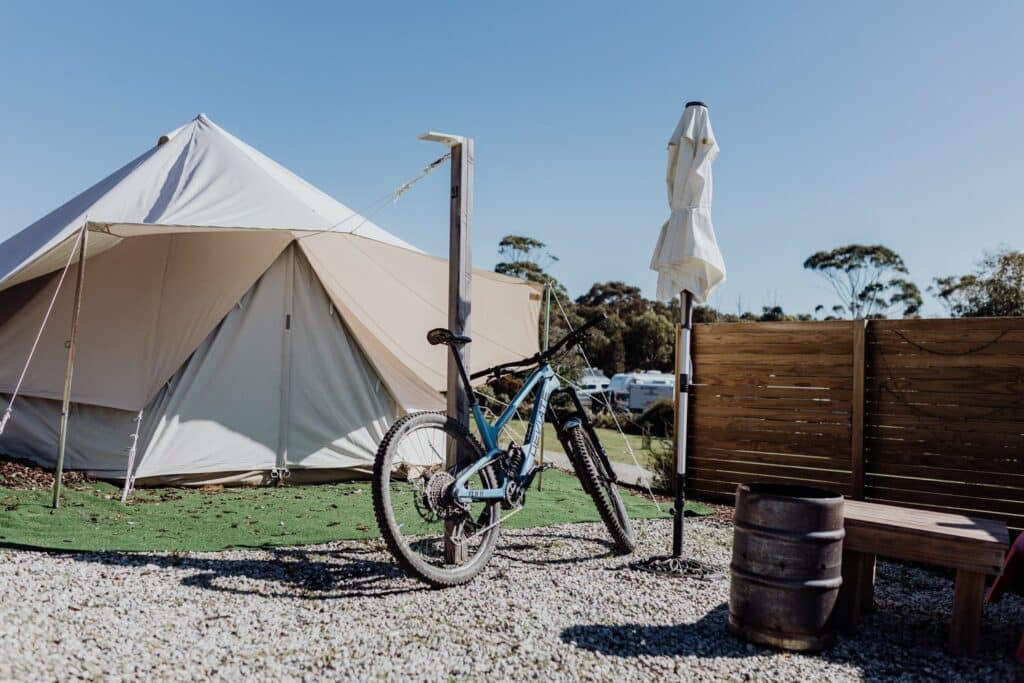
836,500,1009,657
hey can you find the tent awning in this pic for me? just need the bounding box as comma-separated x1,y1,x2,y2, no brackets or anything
0,224,541,413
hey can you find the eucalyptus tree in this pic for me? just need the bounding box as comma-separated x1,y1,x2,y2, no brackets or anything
803,244,922,319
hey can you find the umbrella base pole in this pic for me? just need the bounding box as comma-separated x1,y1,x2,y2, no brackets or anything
629,555,724,581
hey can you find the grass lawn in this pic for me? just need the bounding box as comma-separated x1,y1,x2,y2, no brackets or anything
0,470,709,553
503,419,656,471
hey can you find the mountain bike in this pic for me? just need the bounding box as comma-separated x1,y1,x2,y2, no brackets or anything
372,313,635,587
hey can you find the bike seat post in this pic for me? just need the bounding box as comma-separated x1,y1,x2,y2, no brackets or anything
449,346,478,408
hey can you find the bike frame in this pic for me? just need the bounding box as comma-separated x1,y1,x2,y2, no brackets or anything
450,362,560,503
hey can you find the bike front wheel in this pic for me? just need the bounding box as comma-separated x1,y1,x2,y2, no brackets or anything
563,424,636,554
372,411,501,587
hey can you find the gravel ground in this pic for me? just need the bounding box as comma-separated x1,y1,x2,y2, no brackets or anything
1,518,1021,682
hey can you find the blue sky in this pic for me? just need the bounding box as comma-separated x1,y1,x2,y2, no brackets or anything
1,1,1021,316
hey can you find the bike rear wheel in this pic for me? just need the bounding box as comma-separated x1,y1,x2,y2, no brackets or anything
563,423,636,553
372,411,501,587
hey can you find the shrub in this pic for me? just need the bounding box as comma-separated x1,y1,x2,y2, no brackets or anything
637,399,674,438
591,410,643,435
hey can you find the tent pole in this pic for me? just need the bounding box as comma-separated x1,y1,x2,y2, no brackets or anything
53,224,89,509
672,290,693,557
537,284,552,492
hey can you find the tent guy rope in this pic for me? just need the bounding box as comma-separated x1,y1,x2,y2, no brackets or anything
549,288,663,512
0,224,86,438
296,152,452,242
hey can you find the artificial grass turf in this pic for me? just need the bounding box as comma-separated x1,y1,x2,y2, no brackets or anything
0,470,710,553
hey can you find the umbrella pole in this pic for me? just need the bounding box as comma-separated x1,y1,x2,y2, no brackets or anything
53,224,89,509
672,290,693,557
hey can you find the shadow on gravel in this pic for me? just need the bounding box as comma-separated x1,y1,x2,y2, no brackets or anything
496,530,617,565
70,547,424,600
561,604,741,658
561,595,1022,681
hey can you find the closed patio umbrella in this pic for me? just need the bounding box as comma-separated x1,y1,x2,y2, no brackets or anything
650,101,726,560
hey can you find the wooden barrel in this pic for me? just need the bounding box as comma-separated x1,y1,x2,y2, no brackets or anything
728,483,845,652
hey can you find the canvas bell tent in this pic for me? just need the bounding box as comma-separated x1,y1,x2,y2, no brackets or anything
0,114,540,490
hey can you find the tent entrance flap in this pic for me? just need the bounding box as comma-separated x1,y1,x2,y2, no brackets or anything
0,228,293,411
128,246,398,482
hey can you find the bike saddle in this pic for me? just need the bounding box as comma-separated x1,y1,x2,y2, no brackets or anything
426,328,472,347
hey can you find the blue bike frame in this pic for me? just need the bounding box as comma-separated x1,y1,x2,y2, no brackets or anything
449,362,564,503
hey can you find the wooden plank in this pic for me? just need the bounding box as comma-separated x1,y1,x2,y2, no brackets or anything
684,462,851,493
864,411,1024,436
693,393,852,412
844,499,1009,542
837,550,876,633
865,387,1023,409
696,341,854,356
692,428,851,454
867,337,1024,356
866,401,1024,425
869,318,1024,334
851,320,867,499
866,471,1024,502
695,376,855,392
692,403,851,423
694,320,854,334
867,375,1024,396
865,428,1023,454
862,497,1023,537
696,352,847,368
843,500,1008,574
694,384,852,401
692,456,851,479
863,483,1024,519
863,353,1024,369
867,460,1024,488
865,364,1024,383
692,440,853,465
950,570,987,656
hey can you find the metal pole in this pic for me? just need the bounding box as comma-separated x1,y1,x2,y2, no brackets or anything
53,225,89,509
537,284,552,491
672,290,693,557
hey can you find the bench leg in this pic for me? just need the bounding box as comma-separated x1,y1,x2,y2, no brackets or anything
950,569,986,656
861,554,876,612
837,550,874,633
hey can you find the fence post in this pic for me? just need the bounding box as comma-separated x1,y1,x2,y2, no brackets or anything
850,319,868,500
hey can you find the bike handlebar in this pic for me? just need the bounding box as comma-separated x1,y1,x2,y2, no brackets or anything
469,313,607,380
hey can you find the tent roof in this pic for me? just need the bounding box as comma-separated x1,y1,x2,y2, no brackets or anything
0,113,415,289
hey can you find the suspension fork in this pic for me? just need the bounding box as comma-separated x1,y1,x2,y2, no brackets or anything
549,388,618,484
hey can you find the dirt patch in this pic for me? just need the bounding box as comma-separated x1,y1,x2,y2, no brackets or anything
0,454,94,490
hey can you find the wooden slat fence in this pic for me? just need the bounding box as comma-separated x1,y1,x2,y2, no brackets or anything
688,318,1024,534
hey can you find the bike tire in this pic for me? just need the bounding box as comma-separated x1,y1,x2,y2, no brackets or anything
563,424,636,554
372,411,501,588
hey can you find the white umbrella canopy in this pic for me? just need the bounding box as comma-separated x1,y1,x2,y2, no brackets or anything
650,102,726,303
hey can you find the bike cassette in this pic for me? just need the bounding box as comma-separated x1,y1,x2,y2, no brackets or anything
422,471,466,519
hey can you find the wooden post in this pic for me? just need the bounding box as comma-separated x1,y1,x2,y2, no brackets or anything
850,319,867,500
53,225,89,509
421,131,473,564
950,569,986,656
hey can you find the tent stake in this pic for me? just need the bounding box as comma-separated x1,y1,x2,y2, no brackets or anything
53,224,89,509
672,290,693,557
